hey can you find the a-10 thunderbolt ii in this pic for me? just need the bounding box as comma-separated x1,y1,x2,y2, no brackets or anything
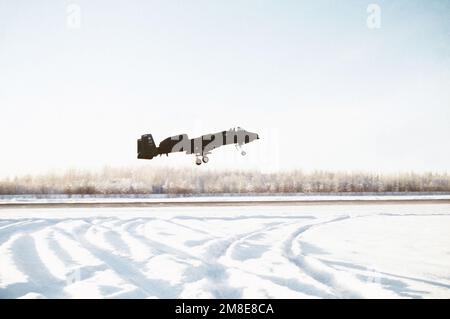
137,127,259,165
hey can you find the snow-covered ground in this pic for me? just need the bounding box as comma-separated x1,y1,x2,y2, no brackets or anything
0,202,449,298
1,193,450,204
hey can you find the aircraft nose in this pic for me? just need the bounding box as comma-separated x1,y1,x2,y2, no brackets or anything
256,134,260,139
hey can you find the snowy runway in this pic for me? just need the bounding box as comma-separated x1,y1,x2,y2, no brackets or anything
1,203,449,298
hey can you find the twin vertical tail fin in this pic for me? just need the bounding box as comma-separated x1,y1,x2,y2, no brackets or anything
137,134,158,159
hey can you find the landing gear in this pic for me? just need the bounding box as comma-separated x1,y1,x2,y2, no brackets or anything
235,144,246,156
195,152,211,165
195,155,209,165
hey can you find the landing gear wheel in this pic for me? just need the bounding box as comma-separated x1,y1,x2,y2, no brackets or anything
202,156,209,163
195,158,202,165
241,151,246,156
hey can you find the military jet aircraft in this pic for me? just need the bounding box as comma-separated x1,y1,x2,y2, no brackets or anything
137,127,259,165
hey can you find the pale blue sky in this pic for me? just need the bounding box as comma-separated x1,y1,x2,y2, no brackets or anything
0,0,449,176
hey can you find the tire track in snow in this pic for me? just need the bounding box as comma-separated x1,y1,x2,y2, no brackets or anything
0,220,49,244
282,215,369,298
58,220,180,298
0,234,68,298
283,215,407,298
220,218,337,298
